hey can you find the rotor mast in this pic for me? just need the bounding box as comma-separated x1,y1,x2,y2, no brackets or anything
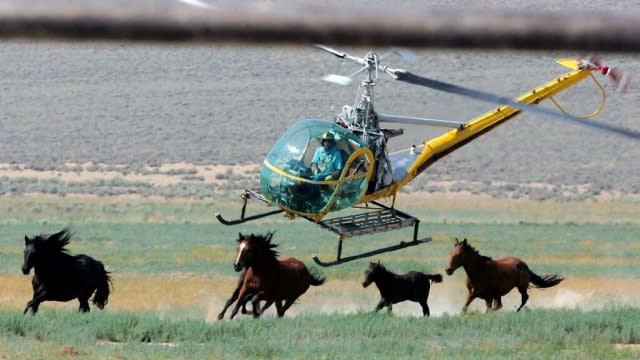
333,51,398,191
348,51,380,145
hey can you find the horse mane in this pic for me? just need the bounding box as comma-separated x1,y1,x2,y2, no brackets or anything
38,228,73,253
462,241,493,262
369,261,395,278
371,261,388,272
240,232,280,259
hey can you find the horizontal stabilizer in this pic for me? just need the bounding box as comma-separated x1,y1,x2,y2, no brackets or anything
557,59,580,70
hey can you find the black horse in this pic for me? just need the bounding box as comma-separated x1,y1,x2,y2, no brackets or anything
362,261,443,317
22,228,112,315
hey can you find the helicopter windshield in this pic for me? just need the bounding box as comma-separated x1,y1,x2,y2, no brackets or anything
261,119,373,218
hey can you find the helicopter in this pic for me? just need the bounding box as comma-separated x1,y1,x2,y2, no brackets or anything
2,2,638,268
216,45,637,267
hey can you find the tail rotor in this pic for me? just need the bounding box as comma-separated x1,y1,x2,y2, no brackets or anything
581,55,632,94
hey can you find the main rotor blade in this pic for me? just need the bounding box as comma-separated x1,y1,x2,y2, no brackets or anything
314,44,346,59
395,71,640,141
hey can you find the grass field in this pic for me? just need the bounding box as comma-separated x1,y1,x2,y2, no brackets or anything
0,194,638,359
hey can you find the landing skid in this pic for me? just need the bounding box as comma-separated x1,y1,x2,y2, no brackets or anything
310,201,432,267
215,189,284,225
311,237,431,267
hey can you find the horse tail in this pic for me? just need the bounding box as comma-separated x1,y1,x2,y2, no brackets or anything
427,273,443,284
308,267,326,287
93,262,112,309
529,270,563,289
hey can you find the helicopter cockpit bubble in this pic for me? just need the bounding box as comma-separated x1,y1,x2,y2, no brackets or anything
261,119,374,218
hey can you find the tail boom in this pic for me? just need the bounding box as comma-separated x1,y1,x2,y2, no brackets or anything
363,63,592,201
409,65,591,181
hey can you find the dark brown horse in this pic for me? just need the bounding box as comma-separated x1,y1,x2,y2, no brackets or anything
362,261,442,316
228,232,325,318
217,267,272,320
445,238,563,313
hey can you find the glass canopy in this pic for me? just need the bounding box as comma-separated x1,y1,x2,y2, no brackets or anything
260,119,373,219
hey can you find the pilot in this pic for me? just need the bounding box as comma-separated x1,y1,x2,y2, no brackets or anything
310,131,343,181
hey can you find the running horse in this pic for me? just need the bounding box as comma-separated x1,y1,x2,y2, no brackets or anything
22,228,112,315
226,232,325,318
445,238,563,313
362,261,442,316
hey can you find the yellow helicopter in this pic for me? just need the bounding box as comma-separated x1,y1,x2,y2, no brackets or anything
217,45,637,266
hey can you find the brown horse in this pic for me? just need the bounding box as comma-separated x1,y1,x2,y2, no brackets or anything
362,261,442,316
228,232,325,318
445,238,563,313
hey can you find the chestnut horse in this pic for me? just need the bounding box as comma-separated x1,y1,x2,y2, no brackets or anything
445,238,563,313
227,232,325,318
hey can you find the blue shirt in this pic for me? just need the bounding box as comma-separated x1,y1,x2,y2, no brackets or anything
312,146,343,177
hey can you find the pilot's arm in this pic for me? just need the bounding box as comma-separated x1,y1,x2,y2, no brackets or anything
310,148,322,175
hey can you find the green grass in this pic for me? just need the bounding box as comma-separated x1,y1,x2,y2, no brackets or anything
1,221,638,277
0,308,638,359
0,195,639,358
0,196,638,278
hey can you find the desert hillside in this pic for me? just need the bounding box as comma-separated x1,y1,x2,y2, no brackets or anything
0,1,637,199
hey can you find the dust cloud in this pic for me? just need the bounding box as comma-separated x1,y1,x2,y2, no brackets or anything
208,277,640,319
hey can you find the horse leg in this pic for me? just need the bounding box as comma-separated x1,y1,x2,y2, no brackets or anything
274,300,284,316
484,299,493,313
24,299,40,315
374,299,386,312
78,297,91,312
462,292,476,313
218,288,241,320
493,297,503,311
419,300,430,317
278,298,297,317
250,293,264,318
260,300,274,314
24,292,46,315
230,291,252,319
517,287,529,312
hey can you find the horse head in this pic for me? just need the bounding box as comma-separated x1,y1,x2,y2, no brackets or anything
234,232,279,272
22,235,41,275
445,238,468,276
234,233,252,272
362,260,382,288
22,228,73,275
